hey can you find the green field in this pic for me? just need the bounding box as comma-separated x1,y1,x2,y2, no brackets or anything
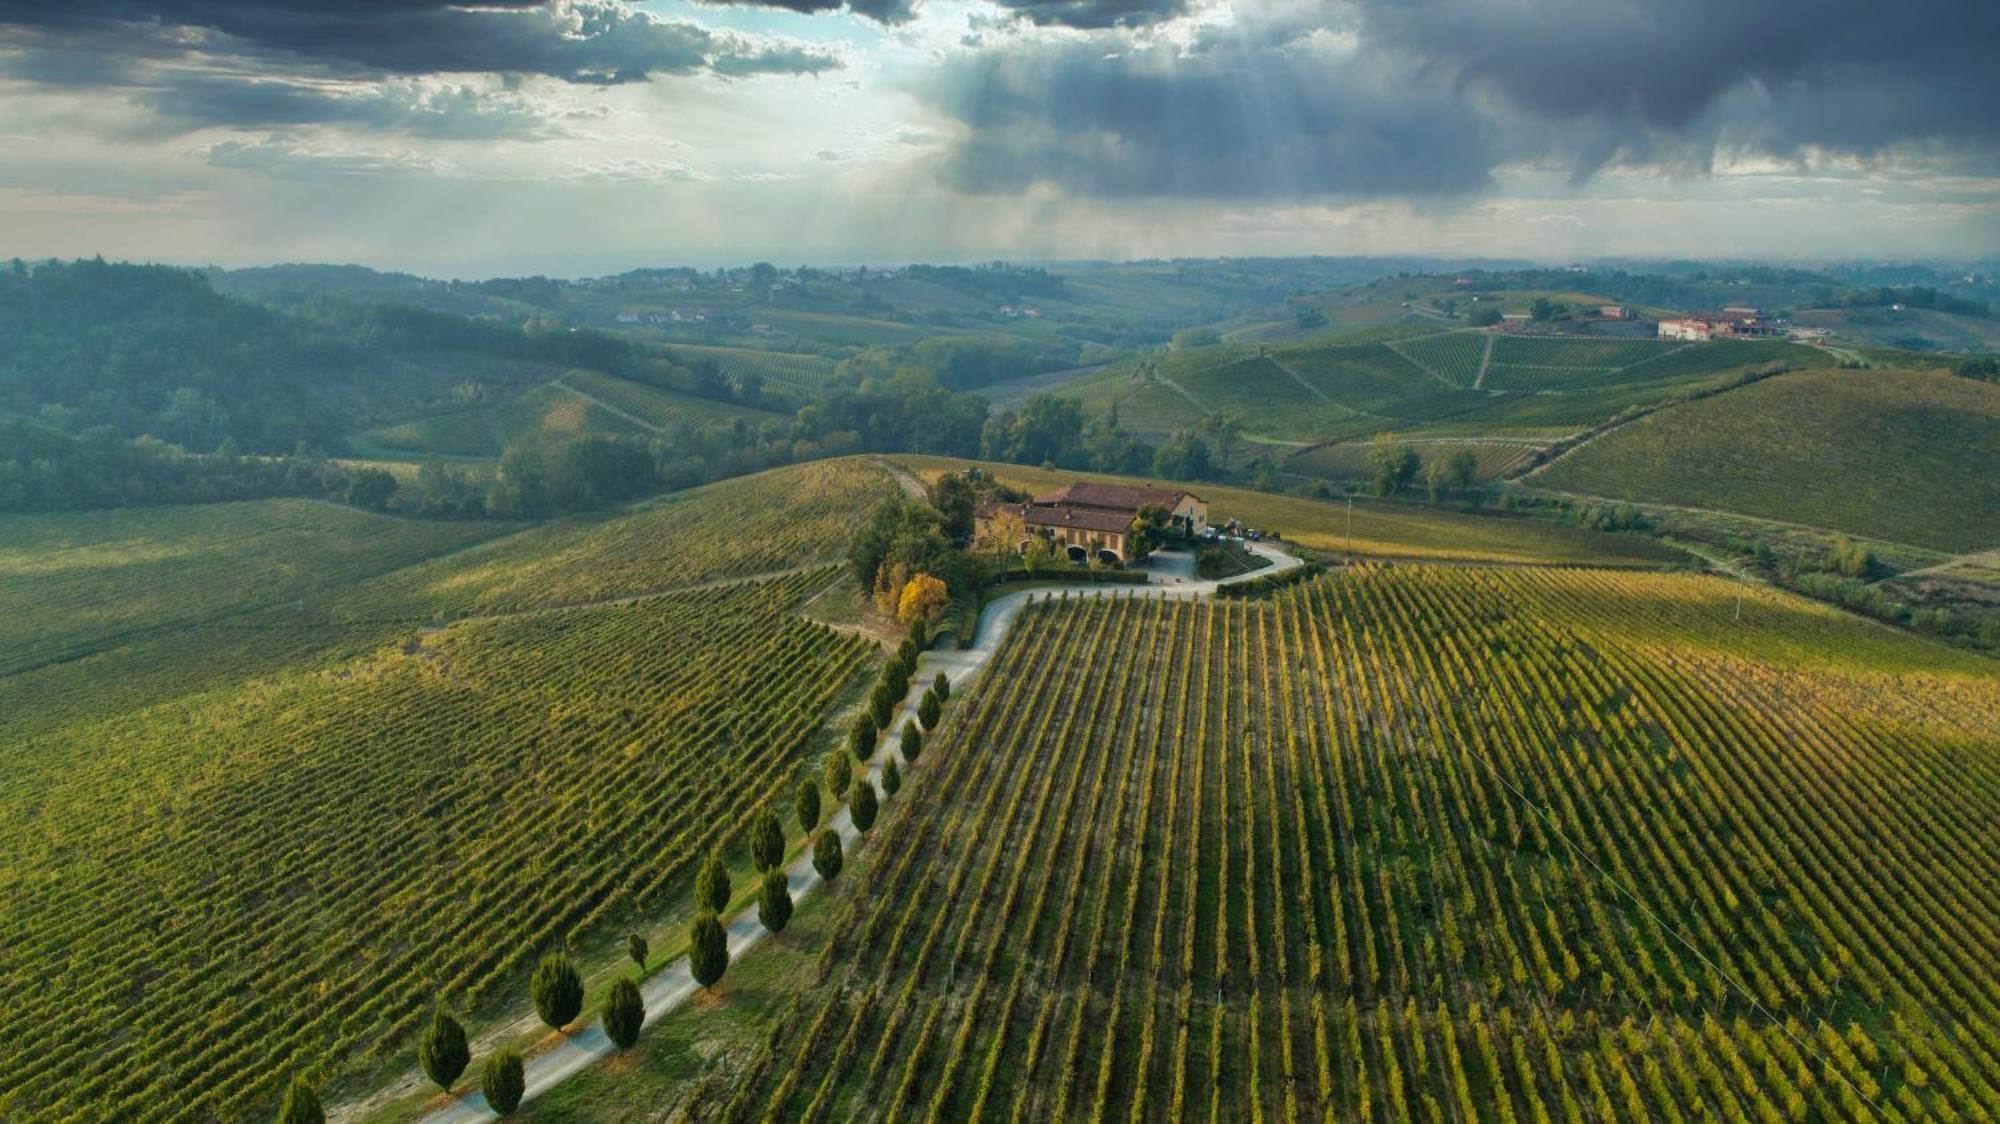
669,567,2000,1121
896,455,1685,566
1533,368,2000,552
1287,438,1539,484
1060,331,1828,447
348,369,777,459
0,458,904,1121
664,344,845,392
0,499,505,676
557,368,783,429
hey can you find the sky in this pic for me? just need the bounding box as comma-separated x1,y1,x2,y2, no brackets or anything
0,0,1996,277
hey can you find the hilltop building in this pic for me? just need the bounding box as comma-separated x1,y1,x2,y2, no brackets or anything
1659,308,1784,341
978,481,1207,565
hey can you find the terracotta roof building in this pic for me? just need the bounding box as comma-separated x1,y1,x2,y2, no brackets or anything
978,480,1207,565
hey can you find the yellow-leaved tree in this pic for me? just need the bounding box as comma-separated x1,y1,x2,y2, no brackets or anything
897,573,949,625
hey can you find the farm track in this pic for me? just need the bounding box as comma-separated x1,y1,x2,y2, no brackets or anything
402,542,1305,1121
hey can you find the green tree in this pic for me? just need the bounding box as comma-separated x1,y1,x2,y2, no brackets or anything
750,809,785,872
1423,458,1447,505
689,912,729,989
482,1050,525,1116
531,951,584,1030
813,829,845,882
758,869,794,933
868,689,893,730
1447,448,1479,494
695,851,730,914
277,1074,324,1124
824,750,850,800
417,1009,470,1092
847,721,874,763
602,977,644,1050
795,778,821,832
882,757,902,796
900,722,923,762
1367,434,1420,497
850,780,879,831
627,933,648,972
1530,296,1561,321
346,467,398,512
918,689,942,729
932,671,950,701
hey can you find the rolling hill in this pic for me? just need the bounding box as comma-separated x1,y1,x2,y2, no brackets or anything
1531,367,2000,553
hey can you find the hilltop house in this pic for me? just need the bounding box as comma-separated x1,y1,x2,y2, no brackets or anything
979,481,1207,565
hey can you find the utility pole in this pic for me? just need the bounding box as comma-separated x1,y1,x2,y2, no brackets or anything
1346,496,1354,546
1734,570,1746,622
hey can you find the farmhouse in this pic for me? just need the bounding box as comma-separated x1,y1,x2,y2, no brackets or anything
980,481,1207,565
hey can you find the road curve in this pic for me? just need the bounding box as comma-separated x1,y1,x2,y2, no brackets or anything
411,542,1302,1122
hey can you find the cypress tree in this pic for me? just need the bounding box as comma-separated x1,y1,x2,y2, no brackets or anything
417,1009,470,1091
277,1074,324,1124
868,688,892,730
602,977,644,1050
933,671,950,701
918,689,941,730
824,749,849,800
695,851,730,914
758,869,793,933
813,829,844,882
882,757,902,796
750,810,785,872
883,660,908,698
900,722,922,763
627,933,648,972
482,1050,525,1116
896,637,917,666
846,722,873,763
689,911,729,989
795,778,821,831
850,780,878,831
530,951,583,1030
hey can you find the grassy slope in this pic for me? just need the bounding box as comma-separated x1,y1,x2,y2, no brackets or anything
0,499,506,676
1533,367,2000,553
895,454,1685,566
1058,331,1829,448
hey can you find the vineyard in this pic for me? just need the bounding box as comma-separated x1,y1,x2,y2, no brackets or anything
1534,367,2000,552
557,369,782,429
712,566,2000,1122
1287,439,1539,486
0,567,875,1122
665,344,845,393
1385,331,1488,388
0,499,504,676
345,457,901,619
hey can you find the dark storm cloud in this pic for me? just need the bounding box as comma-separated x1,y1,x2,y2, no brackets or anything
931,0,2000,203
982,0,1188,30
935,36,1495,200
0,1,838,83
1354,0,2000,164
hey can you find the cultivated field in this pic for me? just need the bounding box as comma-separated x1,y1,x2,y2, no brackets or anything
1060,332,1827,447
558,369,783,429
1286,439,1539,485
1533,368,2000,553
664,344,845,393
0,458,903,1121
711,566,2000,1121
0,499,504,676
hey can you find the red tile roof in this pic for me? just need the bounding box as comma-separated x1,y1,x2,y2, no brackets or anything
1021,502,1134,534
1032,481,1192,511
